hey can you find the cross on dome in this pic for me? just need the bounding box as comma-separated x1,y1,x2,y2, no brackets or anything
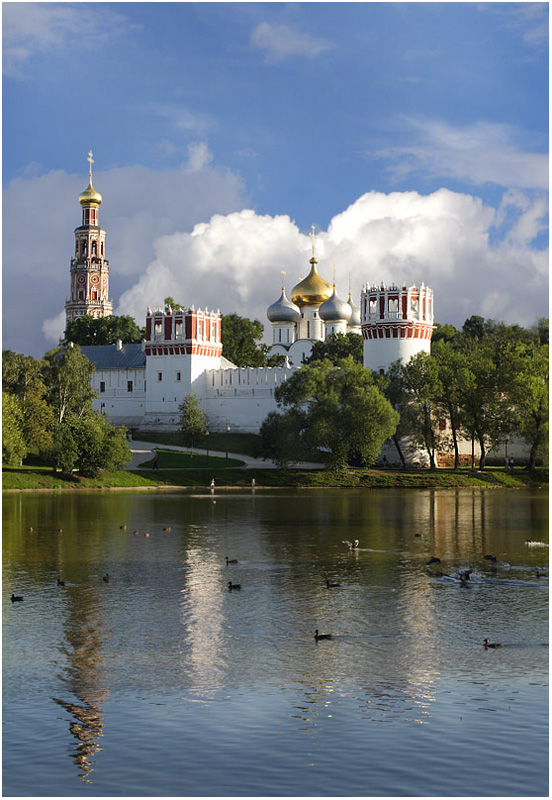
87,150,94,181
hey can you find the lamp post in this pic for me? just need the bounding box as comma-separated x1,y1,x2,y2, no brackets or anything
205,428,210,461
226,420,231,460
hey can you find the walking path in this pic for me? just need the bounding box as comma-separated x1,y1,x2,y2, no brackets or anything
126,440,322,471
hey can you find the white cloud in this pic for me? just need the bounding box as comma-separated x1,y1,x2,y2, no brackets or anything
378,117,548,191
116,188,548,342
3,3,132,77
251,22,333,63
4,164,547,357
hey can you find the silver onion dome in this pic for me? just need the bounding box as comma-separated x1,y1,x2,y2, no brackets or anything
267,289,301,323
319,288,353,323
347,294,361,327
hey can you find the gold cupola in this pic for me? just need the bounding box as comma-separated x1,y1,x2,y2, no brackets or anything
79,150,102,207
291,257,333,307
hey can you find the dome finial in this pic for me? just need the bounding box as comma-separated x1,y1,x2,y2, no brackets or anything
310,225,317,260
281,266,286,292
87,150,94,183
332,264,337,289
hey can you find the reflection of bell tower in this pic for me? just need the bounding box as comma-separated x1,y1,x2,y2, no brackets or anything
65,151,113,323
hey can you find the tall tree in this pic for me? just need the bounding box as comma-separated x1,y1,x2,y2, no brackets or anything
395,352,443,471
221,313,270,367
273,356,399,470
178,394,208,450
42,344,97,423
65,315,144,346
2,393,27,466
2,350,53,454
306,332,363,365
510,342,549,470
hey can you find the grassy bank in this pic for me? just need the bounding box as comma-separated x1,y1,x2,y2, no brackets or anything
2,462,548,491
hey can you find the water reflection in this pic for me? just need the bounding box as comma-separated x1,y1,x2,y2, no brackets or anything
53,600,108,782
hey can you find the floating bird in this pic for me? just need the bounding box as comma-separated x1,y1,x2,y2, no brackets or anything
28,527,33,532
483,638,503,649
228,581,241,591
57,528,63,533
144,533,150,538
484,554,497,562
325,580,341,588
342,539,359,550
133,530,139,536
103,573,110,583
119,525,127,530
426,557,441,565
163,527,172,532
457,570,472,582
11,594,23,602
414,533,421,538
57,578,65,586
226,556,238,565
314,629,332,641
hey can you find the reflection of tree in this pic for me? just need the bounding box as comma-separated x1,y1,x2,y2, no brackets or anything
53,607,108,783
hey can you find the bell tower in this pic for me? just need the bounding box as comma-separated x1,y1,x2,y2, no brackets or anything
65,151,113,323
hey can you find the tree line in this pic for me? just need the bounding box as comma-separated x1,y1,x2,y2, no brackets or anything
3,345,130,477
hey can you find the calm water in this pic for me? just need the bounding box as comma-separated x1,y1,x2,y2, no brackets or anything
3,488,549,797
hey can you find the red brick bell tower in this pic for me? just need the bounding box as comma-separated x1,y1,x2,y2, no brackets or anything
65,151,113,323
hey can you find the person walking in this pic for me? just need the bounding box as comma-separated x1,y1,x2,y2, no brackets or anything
152,452,159,470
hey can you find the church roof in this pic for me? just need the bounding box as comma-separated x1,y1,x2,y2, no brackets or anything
80,343,146,370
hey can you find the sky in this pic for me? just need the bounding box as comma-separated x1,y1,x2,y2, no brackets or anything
2,1,549,358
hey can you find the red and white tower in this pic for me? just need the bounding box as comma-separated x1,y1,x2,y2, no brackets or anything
65,151,113,323
361,282,434,373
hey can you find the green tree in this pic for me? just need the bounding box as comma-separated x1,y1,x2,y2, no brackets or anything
45,412,130,477
42,344,97,423
221,313,270,367
2,393,27,466
65,315,144,346
394,352,443,471
178,394,208,451
307,332,363,365
274,356,399,470
510,342,549,470
2,350,53,454
431,339,471,469
259,409,306,468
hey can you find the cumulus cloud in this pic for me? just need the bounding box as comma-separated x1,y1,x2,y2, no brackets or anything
251,22,333,63
4,163,547,357
379,117,548,191
3,2,133,77
116,188,548,342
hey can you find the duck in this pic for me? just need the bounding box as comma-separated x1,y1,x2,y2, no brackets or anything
325,580,341,588
144,532,150,537
483,638,503,649
57,528,63,533
228,581,241,591
119,525,127,530
11,593,24,602
103,573,110,583
426,557,441,565
457,569,472,582
484,554,497,562
28,527,33,533
163,527,172,532
57,578,65,586
226,556,238,565
342,539,359,550
314,629,332,641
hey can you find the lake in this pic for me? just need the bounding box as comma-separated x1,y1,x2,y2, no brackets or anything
3,487,549,797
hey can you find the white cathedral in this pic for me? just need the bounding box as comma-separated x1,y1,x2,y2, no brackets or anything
69,156,434,435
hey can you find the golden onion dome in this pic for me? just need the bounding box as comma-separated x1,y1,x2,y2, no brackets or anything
79,180,102,207
290,258,333,307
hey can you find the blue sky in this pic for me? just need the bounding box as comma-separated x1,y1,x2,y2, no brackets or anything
3,2,549,356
